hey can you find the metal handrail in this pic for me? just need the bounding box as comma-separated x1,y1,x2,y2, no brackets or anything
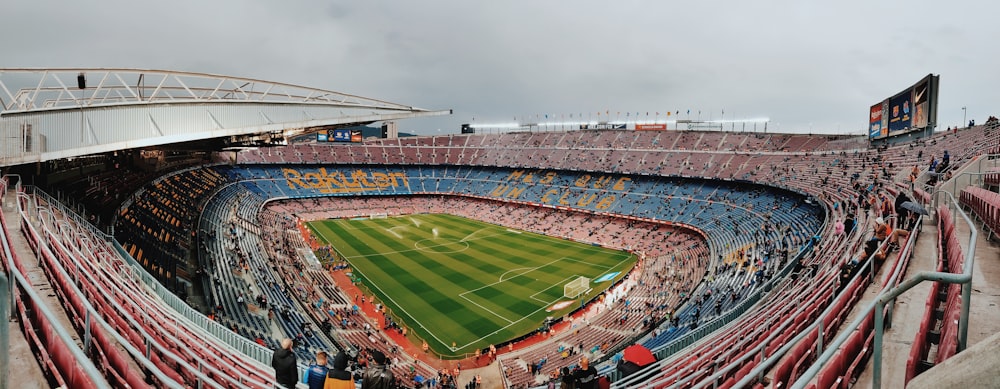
792,190,976,389
21,196,190,389
30,186,276,366
727,213,908,388
1,176,111,388
609,240,816,387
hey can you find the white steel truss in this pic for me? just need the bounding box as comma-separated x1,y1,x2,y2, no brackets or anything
0,68,421,113
0,68,450,167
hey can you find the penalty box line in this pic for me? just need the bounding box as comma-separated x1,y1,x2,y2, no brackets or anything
458,257,567,326
458,256,581,324
449,253,632,351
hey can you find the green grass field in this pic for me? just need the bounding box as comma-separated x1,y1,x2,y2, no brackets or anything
307,214,636,358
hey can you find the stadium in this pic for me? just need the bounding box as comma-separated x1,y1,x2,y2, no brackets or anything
0,67,998,389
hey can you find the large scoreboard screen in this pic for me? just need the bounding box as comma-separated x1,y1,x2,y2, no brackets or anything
331,129,352,142
869,74,939,140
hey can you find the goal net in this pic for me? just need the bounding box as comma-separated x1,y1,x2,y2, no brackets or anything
564,276,590,299
369,213,388,220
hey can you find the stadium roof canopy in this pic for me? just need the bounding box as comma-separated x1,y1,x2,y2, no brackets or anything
0,68,450,167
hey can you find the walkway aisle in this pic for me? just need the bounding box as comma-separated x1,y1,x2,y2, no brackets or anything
854,210,1000,388
2,188,59,388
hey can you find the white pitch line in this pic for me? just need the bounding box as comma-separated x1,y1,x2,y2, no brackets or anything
451,290,566,352
499,267,533,282
449,253,635,350
458,294,516,324
560,256,619,270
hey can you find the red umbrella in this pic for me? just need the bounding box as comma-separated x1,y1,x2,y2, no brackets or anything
623,344,656,367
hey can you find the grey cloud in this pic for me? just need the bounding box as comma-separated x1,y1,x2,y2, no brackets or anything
2,0,998,135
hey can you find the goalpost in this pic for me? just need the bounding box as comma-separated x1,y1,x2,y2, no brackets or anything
564,276,591,299
369,213,388,220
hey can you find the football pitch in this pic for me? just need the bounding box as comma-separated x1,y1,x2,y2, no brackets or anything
307,213,636,357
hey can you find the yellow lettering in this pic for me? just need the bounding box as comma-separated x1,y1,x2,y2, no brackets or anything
354,170,373,187
522,172,535,183
389,172,409,188
542,189,558,203
490,185,509,197
575,174,591,187
576,193,597,207
558,191,571,205
283,168,306,189
506,187,525,199
303,171,327,189
282,168,411,194
613,177,632,191
593,176,612,189
506,170,525,182
596,195,616,210
371,172,390,187
338,172,360,188
539,172,557,184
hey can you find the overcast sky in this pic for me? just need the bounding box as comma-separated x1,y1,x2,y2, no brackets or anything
4,1,998,135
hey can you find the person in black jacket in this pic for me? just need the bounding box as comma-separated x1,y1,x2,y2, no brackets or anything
272,338,298,389
361,350,394,389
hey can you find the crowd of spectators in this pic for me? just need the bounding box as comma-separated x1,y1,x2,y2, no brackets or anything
94,121,998,388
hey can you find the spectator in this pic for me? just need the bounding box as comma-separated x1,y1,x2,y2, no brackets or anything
894,191,913,227
938,150,950,172
361,350,394,389
874,217,909,248
272,338,298,389
306,351,330,389
324,351,354,389
559,367,574,389
573,356,598,389
843,214,856,236
864,238,887,264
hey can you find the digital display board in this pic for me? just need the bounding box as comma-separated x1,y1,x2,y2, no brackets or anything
869,101,888,139
887,91,912,134
350,129,363,142
331,129,352,142
912,78,930,129
317,133,329,142
868,74,939,140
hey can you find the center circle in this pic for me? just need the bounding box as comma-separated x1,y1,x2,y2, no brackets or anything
414,239,470,254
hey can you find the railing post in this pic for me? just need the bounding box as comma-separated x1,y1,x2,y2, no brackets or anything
959,281,971,351
84,310,92,352
1,271,9,389
873,300,884,389
816,321,823,356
